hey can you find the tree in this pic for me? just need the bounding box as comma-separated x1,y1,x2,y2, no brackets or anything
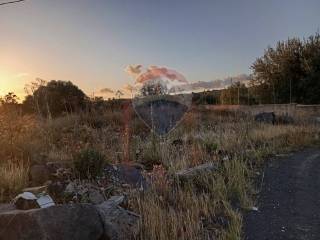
139,81,168,97
115,90,124,99
220,82,254,105
22,80,87,117
299,34,320,104
251,33,320,104
0,92,20,113
0,92,19,105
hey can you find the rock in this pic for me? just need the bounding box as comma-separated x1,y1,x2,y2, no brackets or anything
46,161,68,172
254,112,275,125
95,197,140,240
22,185,47,195
64,181,105,204
107,195,125,206
65,182,77,195
176,162,217,182
103,163,147,189
14,192,39,210
88,189,105,205
29,164,49,186
275,114,294,124
0,204,104,240
0,204,16,214
48,181,66,200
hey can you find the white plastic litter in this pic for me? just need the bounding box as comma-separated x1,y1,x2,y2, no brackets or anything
251,206,259,211
13,191,55,209
15,192,37,201
36,195,55,208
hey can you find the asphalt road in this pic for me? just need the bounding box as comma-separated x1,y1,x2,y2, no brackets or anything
244,148,320,240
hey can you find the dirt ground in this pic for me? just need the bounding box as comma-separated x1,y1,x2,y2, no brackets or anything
244,148,320,240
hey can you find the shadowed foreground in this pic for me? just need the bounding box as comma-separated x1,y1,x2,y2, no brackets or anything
244,148,320,240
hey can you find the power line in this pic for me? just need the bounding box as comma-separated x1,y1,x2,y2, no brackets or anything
0,0,25,6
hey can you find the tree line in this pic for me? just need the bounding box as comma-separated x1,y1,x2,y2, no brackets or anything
1,32,319,116
199,32,320,105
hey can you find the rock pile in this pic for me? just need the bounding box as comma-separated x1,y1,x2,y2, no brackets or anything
0,196,139,240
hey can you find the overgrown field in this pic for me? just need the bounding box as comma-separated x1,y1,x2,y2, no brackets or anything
0,106,319,239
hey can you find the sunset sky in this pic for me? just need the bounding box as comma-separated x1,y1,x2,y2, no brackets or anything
0,0,320,99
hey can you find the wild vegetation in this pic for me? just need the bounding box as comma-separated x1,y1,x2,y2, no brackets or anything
0,32,319,239
0,100,318,239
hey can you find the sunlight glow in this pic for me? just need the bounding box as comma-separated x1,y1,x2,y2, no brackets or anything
0,69,29,99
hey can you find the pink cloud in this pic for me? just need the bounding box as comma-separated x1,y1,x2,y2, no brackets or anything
136,66,187,84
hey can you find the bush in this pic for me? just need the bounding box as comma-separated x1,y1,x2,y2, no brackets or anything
74,149,106,179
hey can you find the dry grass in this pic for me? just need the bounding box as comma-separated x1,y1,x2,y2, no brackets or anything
0,161,29,202
131,110,319,240
0,106,318,239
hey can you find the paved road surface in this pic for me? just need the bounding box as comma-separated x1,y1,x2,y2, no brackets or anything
244,148,320,240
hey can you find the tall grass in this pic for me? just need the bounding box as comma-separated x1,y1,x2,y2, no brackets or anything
0,106,318,239
0,161,29,202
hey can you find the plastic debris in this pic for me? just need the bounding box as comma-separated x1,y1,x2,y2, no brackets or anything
251,206,259,211
13,191,55,210
15,192,37,201
37,195,55,208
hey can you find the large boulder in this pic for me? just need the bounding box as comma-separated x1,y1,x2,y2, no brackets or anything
95,196,140,240
0,204,103,240
275,114,294,124
254,112,275,125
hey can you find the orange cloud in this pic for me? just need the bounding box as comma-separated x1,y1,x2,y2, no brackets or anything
136,66,187,84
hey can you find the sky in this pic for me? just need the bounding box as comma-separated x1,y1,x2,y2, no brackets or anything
0,0,319,99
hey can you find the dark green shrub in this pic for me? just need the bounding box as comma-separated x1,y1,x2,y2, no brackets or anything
74,149,106,179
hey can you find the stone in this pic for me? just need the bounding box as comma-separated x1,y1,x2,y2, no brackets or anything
22,185,47,195
63,181,106,204
175,162,217,182
107,195,125,206
29,164,49,186
103,163,147,189
48,181,66,200
0,204,104,240
65,182,77,195
0,204,16,214
88,189,105,205
275,114,294,124
254,112,275,125
95,198,140,240
14,192,39,210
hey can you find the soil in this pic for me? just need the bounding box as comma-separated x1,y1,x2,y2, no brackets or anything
244,148,320,240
